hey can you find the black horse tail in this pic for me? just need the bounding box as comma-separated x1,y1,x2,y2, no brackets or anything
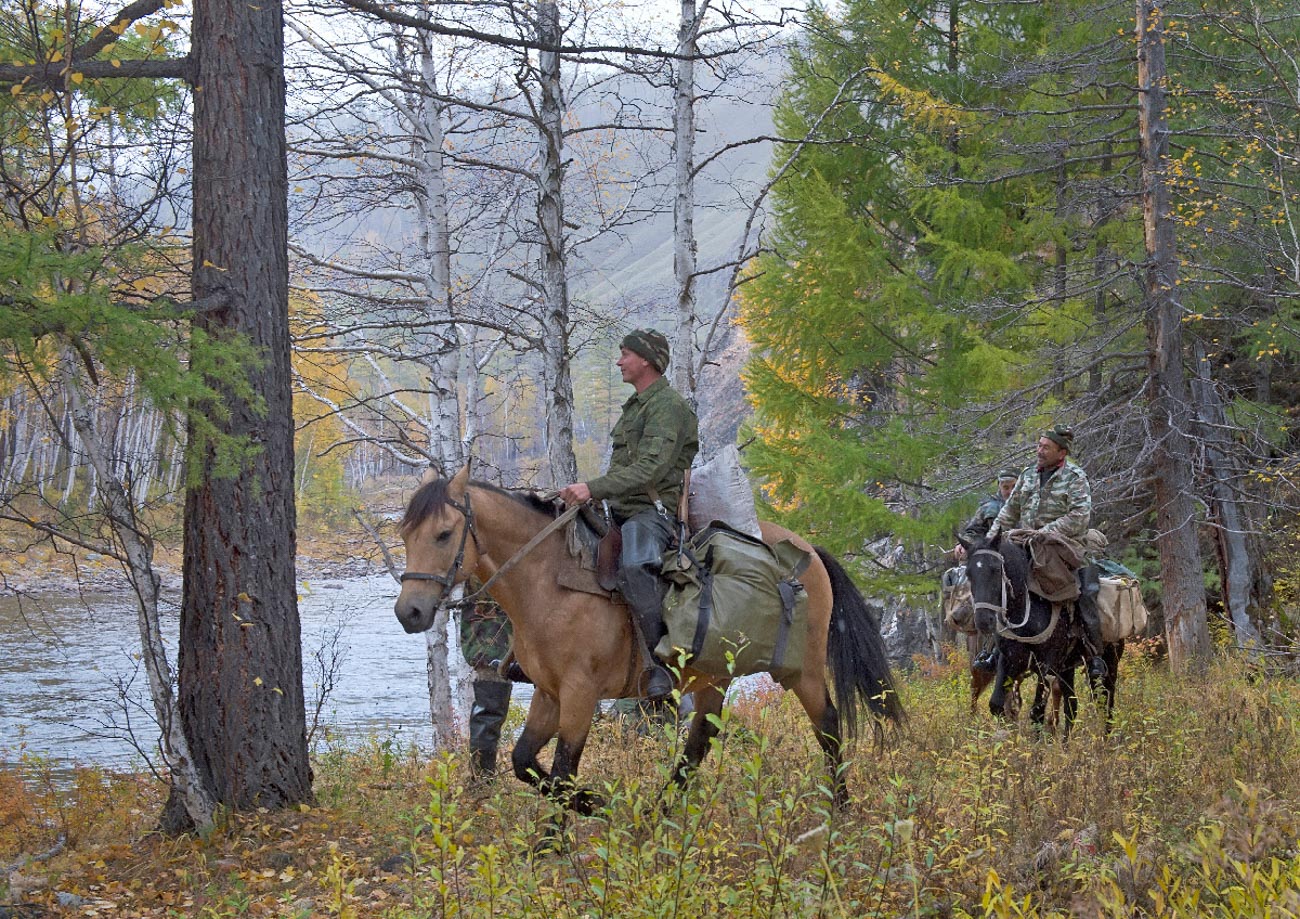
817,546,906,737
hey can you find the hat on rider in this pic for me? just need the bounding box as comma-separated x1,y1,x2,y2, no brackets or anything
620,329,671,374
997,469,1019,482
1042,424,1074,451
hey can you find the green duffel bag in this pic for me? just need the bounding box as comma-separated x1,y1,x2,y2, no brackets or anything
656,521,811,685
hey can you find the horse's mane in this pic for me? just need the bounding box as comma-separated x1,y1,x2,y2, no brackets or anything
399,478,560,537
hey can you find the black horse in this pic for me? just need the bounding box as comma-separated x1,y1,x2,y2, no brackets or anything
961,534,1122,736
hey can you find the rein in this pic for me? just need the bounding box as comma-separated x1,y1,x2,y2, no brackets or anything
970,547,1059,646
400,488,582,609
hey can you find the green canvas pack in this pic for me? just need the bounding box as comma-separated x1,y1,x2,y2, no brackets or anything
656,522,811,685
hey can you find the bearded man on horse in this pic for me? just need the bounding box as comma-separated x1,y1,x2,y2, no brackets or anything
559,329,698,702
982,425,1108,682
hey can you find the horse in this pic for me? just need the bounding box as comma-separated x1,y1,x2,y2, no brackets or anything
394,466,904,813
960,534,1122,736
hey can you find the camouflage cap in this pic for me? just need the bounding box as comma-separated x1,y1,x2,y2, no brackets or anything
1042,424,1075,450
997,469,1020,482
621,328,670,373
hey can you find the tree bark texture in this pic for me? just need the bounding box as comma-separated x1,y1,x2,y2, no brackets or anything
536,0,579,487
1191,342,1263,649
172,0,311,824
1136,0,1211,673
672,0,698,399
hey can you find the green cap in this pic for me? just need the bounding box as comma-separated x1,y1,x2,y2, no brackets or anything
1043,424,1074,450
621,329,671,373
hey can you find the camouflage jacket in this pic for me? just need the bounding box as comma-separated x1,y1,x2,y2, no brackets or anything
587,377,699,522
960,494,1005,542
459,596,512,669
994,459,1091,541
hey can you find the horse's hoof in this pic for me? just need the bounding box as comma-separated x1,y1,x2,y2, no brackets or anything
571,789,606,816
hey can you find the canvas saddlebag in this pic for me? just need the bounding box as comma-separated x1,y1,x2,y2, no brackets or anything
657,522,810,685
1098,575,1149,643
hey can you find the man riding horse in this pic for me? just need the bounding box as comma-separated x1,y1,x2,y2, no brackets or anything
559,329,699,702
980,425,1107,682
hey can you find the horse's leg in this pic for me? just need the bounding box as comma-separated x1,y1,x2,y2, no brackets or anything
672,683,726,789
1060,668,1078,740
970,666,995,715
1005,675,1023,721
1102,641,1123,732
988,653,1010,720
792,675,849,810
542,686,604,816
512,691,560,789
1029,673,1049,727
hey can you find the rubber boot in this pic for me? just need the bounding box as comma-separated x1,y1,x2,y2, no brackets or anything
1076,565,1107,681
617,512,675,702
468,679,512,781
972,637,999,674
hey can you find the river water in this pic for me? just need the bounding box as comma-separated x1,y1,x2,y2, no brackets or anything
0,574,512,772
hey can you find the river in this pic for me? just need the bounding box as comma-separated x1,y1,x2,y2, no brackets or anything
0,574,513,772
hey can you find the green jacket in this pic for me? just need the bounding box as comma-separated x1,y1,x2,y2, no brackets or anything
588,376,699,521
994,459,1091,541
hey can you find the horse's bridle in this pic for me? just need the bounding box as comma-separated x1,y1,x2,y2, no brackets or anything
399,490,477,593
398,488,584,609
969,546,1058,644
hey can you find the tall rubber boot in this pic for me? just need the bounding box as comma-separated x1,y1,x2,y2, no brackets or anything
468,678,512,781
1076,565,1107,681
617,512,675,701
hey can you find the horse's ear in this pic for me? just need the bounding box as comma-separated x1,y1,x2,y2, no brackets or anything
449,463,471,501
419,466,439,486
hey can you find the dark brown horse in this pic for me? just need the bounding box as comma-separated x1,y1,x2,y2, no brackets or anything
394,466,904,812
962,534,1122,735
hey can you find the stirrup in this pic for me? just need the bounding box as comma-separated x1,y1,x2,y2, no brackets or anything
972,648,998,674
1086,655,1107,681
643,664,674,702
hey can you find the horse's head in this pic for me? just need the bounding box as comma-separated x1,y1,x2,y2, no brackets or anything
394,465,480,633
962,534,1012,634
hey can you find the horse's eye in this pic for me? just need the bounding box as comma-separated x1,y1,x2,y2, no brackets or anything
436,529,453,543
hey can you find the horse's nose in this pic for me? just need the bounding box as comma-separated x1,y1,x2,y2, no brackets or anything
394,595,431,633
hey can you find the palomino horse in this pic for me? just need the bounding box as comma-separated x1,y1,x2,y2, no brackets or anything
962,534,1122,736
394,467,904,813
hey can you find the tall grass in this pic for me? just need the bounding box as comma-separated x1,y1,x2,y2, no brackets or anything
2,651,1298,917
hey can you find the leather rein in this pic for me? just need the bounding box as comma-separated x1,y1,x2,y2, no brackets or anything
969,547,1059,645
399,487,581,610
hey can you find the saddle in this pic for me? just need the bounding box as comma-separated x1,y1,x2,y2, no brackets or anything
557,508,620,598
1008,528,1084,603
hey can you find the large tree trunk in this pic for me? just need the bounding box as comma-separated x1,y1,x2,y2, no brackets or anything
536,0,578,487
168,0,311,830
671,0,698,399
1136,0,1211,674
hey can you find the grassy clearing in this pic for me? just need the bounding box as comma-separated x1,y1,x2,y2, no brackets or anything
3,650,1299,917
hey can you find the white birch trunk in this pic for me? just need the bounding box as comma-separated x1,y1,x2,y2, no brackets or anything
672,0,699,400
63,360,215,829
536,0,579,487
415,32,464,737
